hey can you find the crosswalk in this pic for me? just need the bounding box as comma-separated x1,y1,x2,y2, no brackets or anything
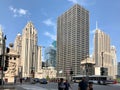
17,85,49,90
17,84,57,90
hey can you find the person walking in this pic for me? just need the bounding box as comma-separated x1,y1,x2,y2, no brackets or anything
58,78,65,90
20,78,22,84
64,80,72,90
14,76,16,84
88,82,93,90
78,77,89,90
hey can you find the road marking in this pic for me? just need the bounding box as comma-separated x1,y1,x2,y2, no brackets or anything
17,85,48,90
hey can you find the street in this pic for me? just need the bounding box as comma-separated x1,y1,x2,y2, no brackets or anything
0,82,120,90
16,82,120,90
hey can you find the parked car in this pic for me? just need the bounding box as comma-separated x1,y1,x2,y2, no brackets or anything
40,78,48,84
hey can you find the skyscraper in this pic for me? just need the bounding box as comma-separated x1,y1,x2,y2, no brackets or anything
14,33,22,55
94,29,111,67
94,28,117,78
111,46,117,79
21,21,38,77
57,4,89,77
45,46,56,67
0,27,4,55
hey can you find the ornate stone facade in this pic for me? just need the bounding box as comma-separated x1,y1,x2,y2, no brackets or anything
4,47,20,82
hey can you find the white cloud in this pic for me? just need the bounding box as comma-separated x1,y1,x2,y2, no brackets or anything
44,32,56,40
43,19,54,26
9,6,28,17
19,8,27,15
43,18,56,30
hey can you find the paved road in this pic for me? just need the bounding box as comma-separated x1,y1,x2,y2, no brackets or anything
21,82,119,90
1,82,120,90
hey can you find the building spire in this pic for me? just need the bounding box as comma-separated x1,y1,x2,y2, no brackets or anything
96,21,98,29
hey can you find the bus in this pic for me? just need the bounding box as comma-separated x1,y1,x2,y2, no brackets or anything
72,75,115,85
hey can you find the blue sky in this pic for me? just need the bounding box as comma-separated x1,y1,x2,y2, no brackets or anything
0,0,120,62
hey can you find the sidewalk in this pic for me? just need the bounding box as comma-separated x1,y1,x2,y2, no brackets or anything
0,84,16,89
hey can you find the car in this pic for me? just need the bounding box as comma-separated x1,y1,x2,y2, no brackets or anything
34,78,40,83
40,78,48,84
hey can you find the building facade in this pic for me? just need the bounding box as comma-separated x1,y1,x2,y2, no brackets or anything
4,45,20,83
110,46,117,78
35,67,57,79
37,46,42,72
57,4,89,77
118,62,120,76
14,22,40,77
80,57,95,76
45,46,56,67
94,29,116,78
21,22,38,77
0,27,4,55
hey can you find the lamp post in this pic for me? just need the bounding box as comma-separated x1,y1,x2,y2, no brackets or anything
86,55,89,82
70,68,73,82
101,52,104,76
31,52,35,78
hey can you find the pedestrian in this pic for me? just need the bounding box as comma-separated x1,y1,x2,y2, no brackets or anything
20,78,22,84
78,77,89,90
64,80,72,90
14,76,16,84
58,78,65,90
88,82,93,90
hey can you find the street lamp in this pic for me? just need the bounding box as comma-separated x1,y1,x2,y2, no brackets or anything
101,52,104,76
31,52,35,78
85,55,89,82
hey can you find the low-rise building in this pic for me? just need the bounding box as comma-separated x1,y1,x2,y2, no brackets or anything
35,66,57,79
4,44,20,83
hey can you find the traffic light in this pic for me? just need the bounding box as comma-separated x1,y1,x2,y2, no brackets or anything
70,70,73,75
101,67,104,75
101,70,104,75
0,55,2,67
6,47,10,53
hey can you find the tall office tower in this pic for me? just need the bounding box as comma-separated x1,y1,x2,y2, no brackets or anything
94,29,111,66
57,4,89,77
21,21,38,77
0,27,4,80
0,27,4,55
45,46,56,67
14,33,22,55
111,46,117,79
37,46,42,72
94,29,114,77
